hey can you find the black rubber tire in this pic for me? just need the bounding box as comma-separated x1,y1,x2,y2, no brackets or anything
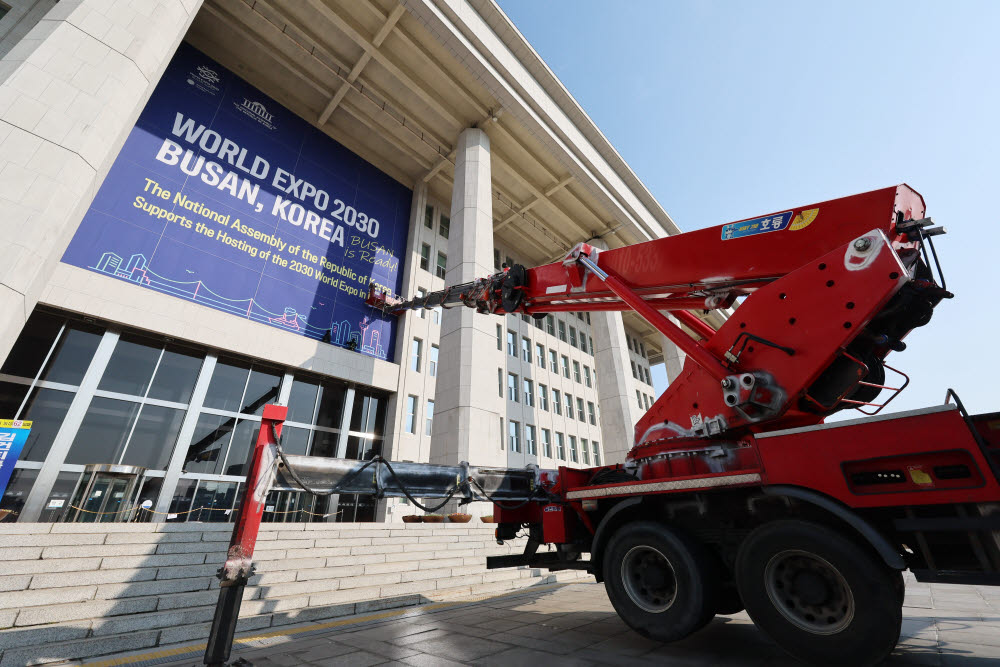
603,521,719,642
735,520,902,667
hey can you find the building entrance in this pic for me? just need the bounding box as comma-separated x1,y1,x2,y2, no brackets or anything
66,464,147,523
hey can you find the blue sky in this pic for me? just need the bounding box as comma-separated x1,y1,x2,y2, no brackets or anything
497,0,999,417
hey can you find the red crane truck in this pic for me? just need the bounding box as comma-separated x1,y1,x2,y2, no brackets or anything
205,185,1000,667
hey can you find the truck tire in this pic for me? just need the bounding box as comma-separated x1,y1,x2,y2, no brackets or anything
603,521,719,642
735,520,902,666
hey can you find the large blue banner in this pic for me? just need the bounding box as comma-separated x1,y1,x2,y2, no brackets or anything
0,420,31,499
62,43,411,361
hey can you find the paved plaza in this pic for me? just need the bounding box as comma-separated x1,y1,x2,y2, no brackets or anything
82,574,1000,667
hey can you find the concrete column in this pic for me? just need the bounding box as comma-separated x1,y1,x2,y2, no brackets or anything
662,315,688,384
590,240,643,465
430,128,504,478
0,0,203,368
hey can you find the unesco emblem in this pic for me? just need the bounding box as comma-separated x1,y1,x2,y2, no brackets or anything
186,64,221,95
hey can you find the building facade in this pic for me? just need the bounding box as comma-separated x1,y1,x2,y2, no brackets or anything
0,0,694,525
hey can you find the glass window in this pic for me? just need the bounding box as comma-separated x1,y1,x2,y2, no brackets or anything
570,327,577,348
588,401,596,425
424,204,434,229
549,350,557,373
534,316,543,331
580,335,588,354
16,387,74,461
184,413,237,474
569,435,578,463
558,321,567,342
523,379,533,407
500,417,504,450
65,397,140,465
525,424,536,456
314,380,346,429
223,418,259,476
98,334,161,396
416,288,427,319
148,344,202,403
556,432,565,460
507,373,518,402
166,478,196,521
350,390,387,436
190,480,238,522
39,322,104,386
494,248,501,271
0,381,28,420
420,243,430,271
498,368,503,397
242,366,282,415
405,395,417,434
0,468,37,523
546,315,555,336
496,323,502,351
577,397,585,422
640,342,646,357
631,361,638,379
0,311,64,379
561,355,570,378
120,404,185,469
309,430,338,458
539,384,548,411
552,389,561,415
542,429,552,458
593,442,602,466
278,425,310,456
508,420,520,453
429,345,439,377
436,252,447,279
346,435,382,460
286,377,319,424
439,214,450,239
521,338,531,363
637,390,644,410
204,357,250,412
433,306,441,324
573,361,581,383
38,472,77,523
425,400,434,436
411,338,422,372
584,366,592,388
565,393,574,418
507,331,516,357
582,438,590,465
535,343,544,366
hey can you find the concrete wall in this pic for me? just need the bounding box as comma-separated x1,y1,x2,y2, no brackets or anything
0,522,590,666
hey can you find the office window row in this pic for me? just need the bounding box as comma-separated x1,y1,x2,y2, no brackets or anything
637,390,656,411
627,334,647,358
410,339,439,377
501,372,596,425
504,331,593,386
418,243,448,280
501,419,601,465
631,360,652,385
405,395,435,436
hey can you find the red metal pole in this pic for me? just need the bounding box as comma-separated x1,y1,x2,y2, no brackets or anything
204,403,287,666
672,310,718,341
577,256,730,382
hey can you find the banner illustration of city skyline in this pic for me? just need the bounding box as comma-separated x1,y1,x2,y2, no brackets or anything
61,43,411,361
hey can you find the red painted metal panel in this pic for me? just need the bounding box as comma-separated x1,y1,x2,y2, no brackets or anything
755,408,1000,508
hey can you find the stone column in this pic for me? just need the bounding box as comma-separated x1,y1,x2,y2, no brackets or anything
430,128,504,481
590,240,644,465
662,315,688,384
0,0,203,365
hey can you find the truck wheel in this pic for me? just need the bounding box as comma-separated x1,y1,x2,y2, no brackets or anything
735,520,902,666
603,521,719,642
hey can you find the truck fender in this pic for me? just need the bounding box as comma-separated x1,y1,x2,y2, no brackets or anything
763,485,906,570
588,497,643,581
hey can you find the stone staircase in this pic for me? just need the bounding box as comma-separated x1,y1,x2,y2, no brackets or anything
0,522,593,666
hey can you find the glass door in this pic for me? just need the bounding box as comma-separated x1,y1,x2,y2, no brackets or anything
65,464,147,522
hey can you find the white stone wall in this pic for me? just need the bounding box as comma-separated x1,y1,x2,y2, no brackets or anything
0,522,591,666
0,0,203,366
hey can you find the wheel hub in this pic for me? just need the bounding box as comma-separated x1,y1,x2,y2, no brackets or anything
621,545,677,613
764,550,855,635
